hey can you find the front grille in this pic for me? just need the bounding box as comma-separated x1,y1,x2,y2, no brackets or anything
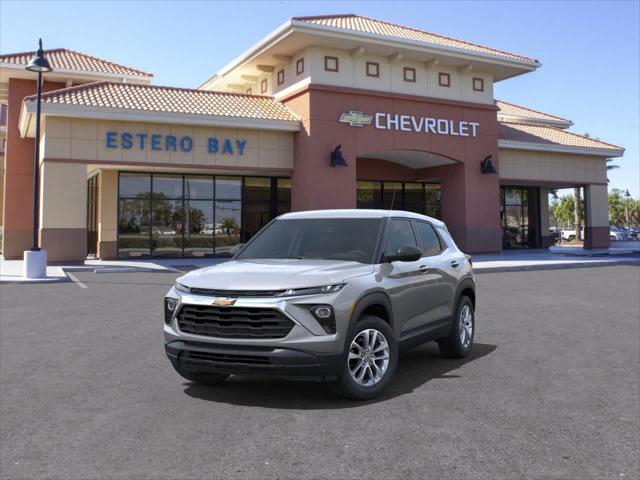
177,305,294,339
188,288,285,297
181,350,270,366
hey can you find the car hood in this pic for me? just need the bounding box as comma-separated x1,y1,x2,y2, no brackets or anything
178,259,374,291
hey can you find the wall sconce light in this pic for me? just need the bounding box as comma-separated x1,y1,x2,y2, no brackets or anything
330,144,348,167
480,155,497,174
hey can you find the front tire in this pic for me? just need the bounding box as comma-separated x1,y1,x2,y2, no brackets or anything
174,366,229,385
438,296,475,358
328,315,398,400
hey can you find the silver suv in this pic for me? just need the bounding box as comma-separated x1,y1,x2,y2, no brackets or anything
164,210,475,399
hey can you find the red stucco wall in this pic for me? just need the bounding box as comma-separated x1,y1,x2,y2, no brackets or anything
283,84,502,253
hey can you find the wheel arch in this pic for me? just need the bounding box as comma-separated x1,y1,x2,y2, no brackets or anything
349,291,393,328
455,277,476,309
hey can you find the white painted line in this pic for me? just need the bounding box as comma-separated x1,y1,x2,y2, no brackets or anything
66,272,88,289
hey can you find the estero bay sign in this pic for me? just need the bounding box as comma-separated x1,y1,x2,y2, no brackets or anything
105,131,248,155
339,111,480,137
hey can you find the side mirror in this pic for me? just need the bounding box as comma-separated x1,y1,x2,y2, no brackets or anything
383,245,422,263
229,243,244,256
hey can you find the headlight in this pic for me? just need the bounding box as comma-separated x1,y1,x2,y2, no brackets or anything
175,282,190,293
278,283,346,297
164,298,178,324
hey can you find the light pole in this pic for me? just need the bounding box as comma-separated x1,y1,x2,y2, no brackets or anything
625,189,631,230
23,39,52,279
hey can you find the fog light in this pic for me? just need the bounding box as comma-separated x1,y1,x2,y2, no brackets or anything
165,298,178,324
313,306,332,319
310,305,336,334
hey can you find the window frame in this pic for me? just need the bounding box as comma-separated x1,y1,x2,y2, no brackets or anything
438,72,451,87
260,78,268,94
277,69,285,85
324,55,339,72
472,77,484,92
366,61,380,78
403,67,416,83
296,58,304,75
411,219,444,257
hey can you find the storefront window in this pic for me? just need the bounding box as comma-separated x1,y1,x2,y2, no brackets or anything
117,173,289,258
243,177,271,242
425,184,441,219
501,186,538,248
357,180,441,217
357,181,382,209
404,182,424,214
277,178,291,215
383,182,403,210
118,197,151,257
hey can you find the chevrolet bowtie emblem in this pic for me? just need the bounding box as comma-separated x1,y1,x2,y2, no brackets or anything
213,297,236,306
339,111,373,127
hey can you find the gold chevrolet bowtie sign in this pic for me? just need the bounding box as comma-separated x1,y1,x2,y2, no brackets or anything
213,298,236,306
338,111,374,127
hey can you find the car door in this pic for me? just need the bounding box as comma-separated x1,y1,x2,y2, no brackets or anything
403,220,456,331
379,218,429,335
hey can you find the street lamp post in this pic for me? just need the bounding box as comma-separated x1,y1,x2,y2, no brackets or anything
625,189,631,230
23,39,53,279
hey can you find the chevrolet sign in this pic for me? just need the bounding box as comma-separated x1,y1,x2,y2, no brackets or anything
338,111,373,127
213,298,236,306
339,111,480,137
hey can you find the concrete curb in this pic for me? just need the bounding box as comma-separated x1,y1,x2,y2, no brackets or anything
474,259,640,274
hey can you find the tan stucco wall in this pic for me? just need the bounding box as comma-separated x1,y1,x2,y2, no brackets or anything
98,169,118,243
272,46,494,104
42,117,294,170
499,149,607,184
39,161,86,229
585,184,609,228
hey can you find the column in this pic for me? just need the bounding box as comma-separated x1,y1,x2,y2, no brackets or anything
285,91,357,211
98,170,118,259
39,161,87,261
539,187,552,247
584,184,610,249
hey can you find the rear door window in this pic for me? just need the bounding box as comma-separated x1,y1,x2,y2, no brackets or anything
413,221,443,256
384,218,418,256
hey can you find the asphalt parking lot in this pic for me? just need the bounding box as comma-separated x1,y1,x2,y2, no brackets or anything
1,265,639,479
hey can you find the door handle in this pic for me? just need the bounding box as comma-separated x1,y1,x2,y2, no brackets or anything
419,265,430,273
450,260,460,268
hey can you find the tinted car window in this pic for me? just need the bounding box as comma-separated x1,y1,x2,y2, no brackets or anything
384,219,417,256
237,218,383,264
413,221,442,256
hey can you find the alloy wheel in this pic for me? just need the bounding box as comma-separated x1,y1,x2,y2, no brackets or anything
459,305,473,348
348,329,390,387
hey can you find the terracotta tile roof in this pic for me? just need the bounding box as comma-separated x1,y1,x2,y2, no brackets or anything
27,81,299,122
293,14,538,64
496,100,571,126
0,48,152,78
499,122,624,153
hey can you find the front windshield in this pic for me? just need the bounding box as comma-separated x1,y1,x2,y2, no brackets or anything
236,218,384,264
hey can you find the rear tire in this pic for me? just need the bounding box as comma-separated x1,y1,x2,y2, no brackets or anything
174,366,229,385
328,315,398,400
438,296,474,359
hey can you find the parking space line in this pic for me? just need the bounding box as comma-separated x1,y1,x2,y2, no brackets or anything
66,272,88,289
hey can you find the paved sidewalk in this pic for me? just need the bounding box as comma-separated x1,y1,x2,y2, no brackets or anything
471,249,639,273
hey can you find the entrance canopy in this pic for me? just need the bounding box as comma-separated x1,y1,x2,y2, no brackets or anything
358,149,456,169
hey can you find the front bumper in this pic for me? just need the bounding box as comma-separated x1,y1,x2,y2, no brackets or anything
166,340,343,378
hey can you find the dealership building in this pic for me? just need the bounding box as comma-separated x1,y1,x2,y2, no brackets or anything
0,14,624,261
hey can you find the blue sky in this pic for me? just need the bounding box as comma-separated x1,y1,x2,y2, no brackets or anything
1,0,638,196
